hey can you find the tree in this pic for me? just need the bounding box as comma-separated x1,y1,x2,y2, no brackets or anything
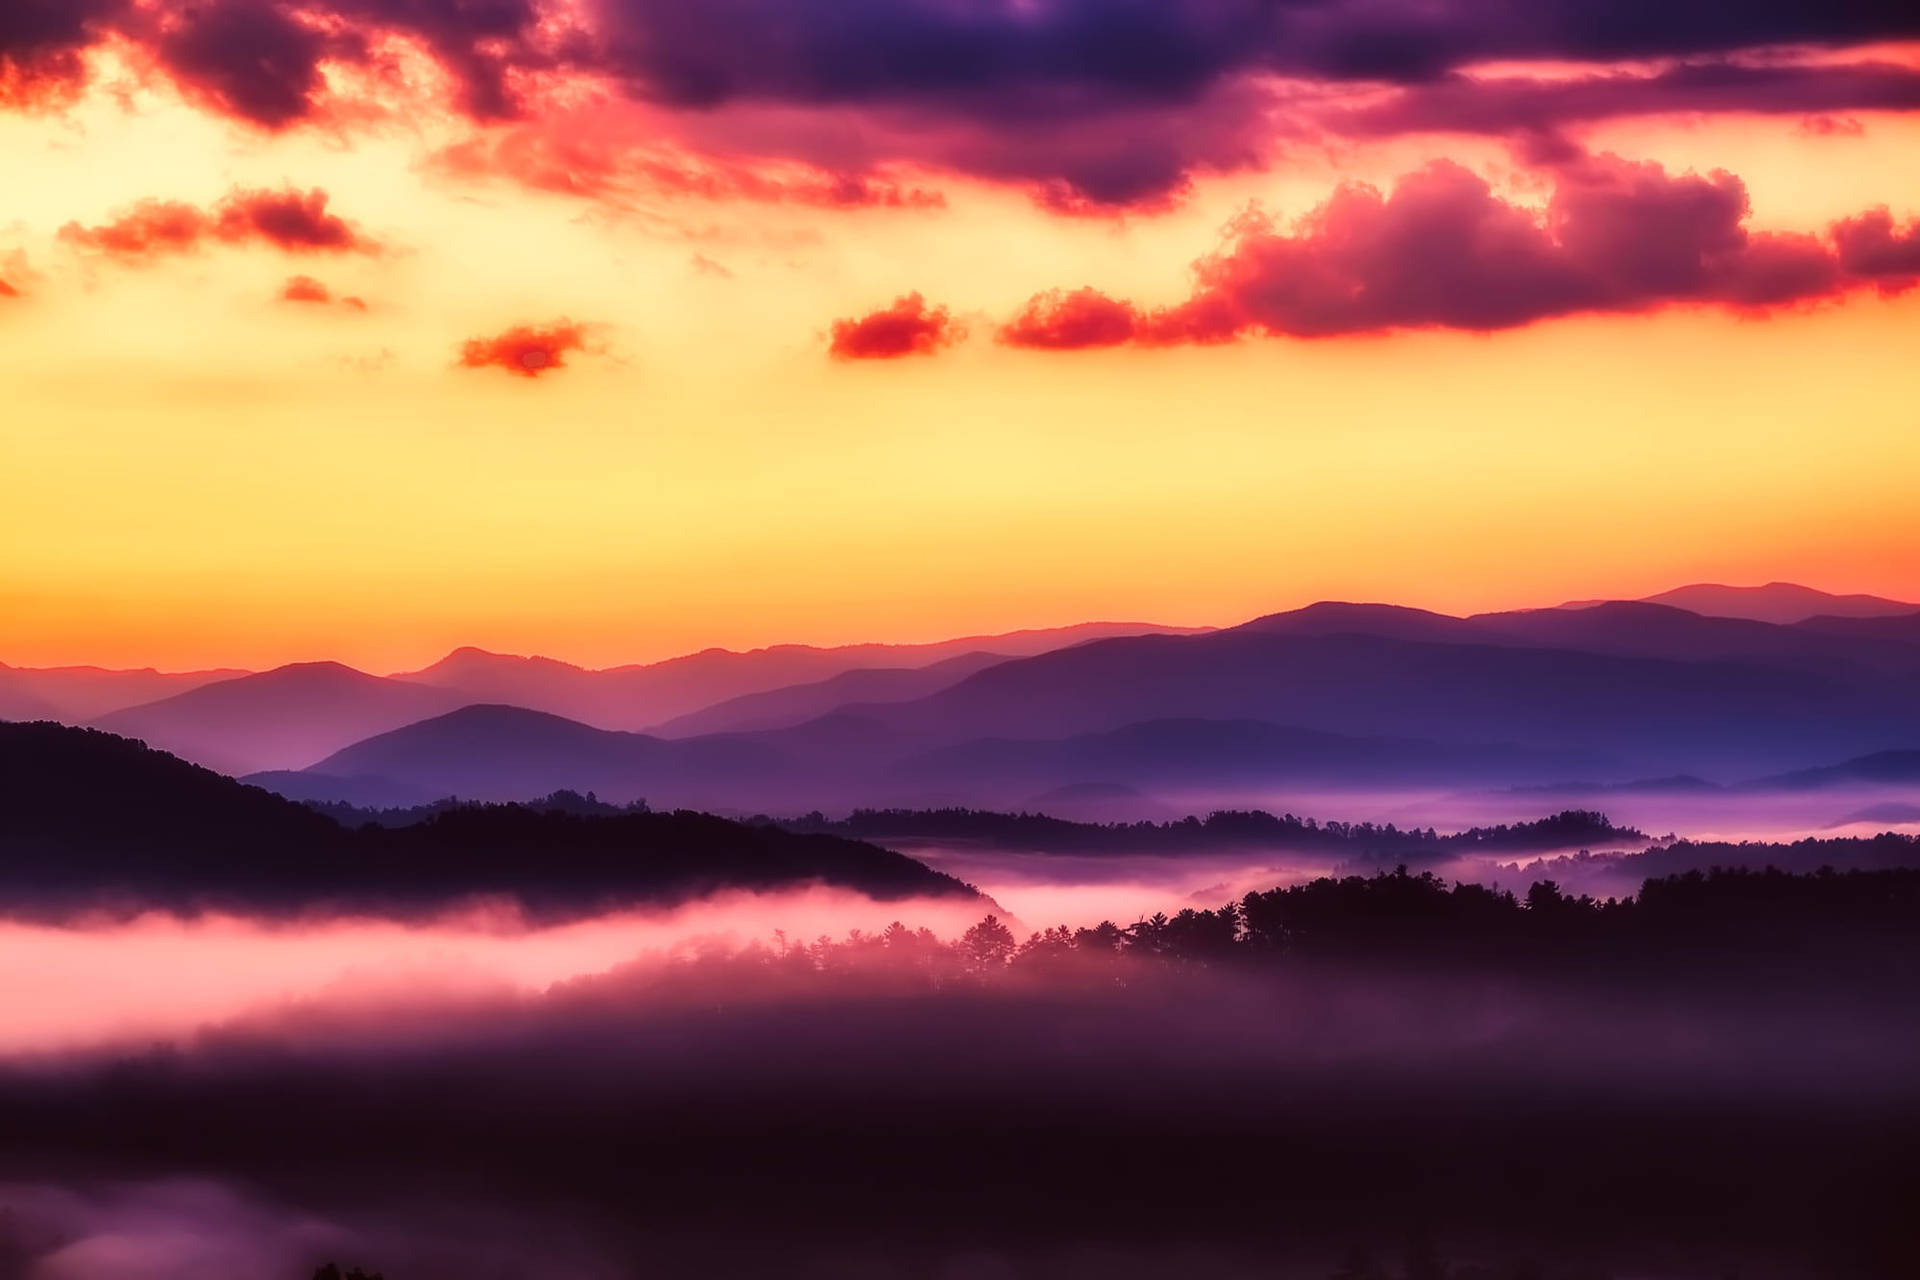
962,914,1016,968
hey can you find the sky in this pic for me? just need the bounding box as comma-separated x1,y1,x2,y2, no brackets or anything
3,2,1918,673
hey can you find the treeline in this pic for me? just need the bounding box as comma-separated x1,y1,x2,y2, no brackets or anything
1507,830,1920,885
625,864,1920,990
769,806,1648,857
305,788,651,829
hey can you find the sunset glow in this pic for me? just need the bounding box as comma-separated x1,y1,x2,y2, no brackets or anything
2,12,1915,671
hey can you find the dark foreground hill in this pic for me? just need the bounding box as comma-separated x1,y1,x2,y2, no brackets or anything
0,721,976,916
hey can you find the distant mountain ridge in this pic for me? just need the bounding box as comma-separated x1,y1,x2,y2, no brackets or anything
17,584,1920,805
228,589,1920,812
0,662,244,722
1561,582,1919,624
388,620,1206,730
68,621,1200,775
94,661,469,775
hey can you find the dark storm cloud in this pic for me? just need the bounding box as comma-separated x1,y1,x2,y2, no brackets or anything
1326,59,1920,140
10,1,1918,210
154,0,341,127
0,0,121,104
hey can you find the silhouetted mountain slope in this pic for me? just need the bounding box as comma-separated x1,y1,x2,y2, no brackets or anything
311,704,792,805
0,663,245,721
1467,600,1920,670
1636,581,1918,624
649,651,1008,737
0,721,974,914
0,722,345,869
1792,610,1920,644
1230,601,1485,643
833,627,1920,777
1243,599,1920,672
392,621,1201,730
241,770,446,810
94,663,468,775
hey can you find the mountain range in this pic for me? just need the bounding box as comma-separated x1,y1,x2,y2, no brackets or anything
6,583,1919,812
1563,581,1918,624
226,593,1920,815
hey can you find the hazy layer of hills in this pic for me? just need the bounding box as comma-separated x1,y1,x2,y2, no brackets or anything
1569,580,1920,624
5,583,1919,814
390,619,1203,729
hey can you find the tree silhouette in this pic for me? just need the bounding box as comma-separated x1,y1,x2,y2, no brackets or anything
962,914,1016,968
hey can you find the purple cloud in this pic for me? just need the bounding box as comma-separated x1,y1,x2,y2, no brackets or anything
11,2,1920,211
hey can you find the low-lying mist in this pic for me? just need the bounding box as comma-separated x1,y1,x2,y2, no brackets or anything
0,877,1914,1280
0,887,994,1055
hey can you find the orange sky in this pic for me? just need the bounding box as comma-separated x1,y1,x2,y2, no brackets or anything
3,43,1919,672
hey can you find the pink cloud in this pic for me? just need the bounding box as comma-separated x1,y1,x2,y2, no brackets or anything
1000,152,1907,348
60,187,378,261
281,275,368,309
828,293,962,360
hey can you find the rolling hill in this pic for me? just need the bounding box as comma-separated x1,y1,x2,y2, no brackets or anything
1604,582,1917,625
0,663,246,721
648,651,1008,737
306,704,793,806
93,662,471,775
0,720,975,914
392,620,1202,730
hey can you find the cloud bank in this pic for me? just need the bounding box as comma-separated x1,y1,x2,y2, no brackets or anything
8,2,1920,210
998,152,1920,345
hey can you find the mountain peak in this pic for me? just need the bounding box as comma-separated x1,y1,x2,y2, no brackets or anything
1638,582,1918,625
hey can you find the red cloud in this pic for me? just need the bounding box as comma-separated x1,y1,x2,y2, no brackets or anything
1001,153,1906,347
1000,287,1143,349
61,187,377,261
281,275,367,309
829,294,962,360
58,199,208,258
458,321,592,378
281,275,331,303
0,278,17,299
216,188,371,252
430,122,946,211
